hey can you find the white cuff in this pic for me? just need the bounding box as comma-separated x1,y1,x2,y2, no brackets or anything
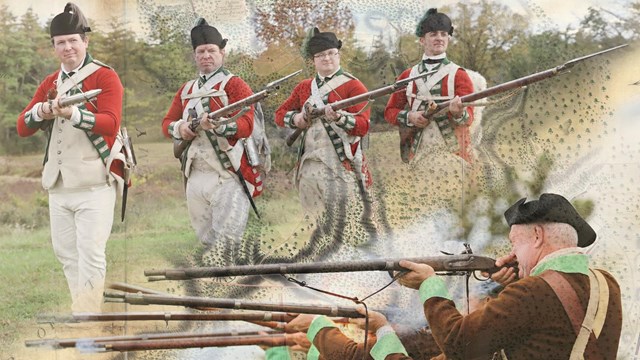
172,119,186,139
70,106,81,125
31,103,45,122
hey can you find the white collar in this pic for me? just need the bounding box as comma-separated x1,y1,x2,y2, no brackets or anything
317,67,341,80
422,53,447,61
61,56,86,76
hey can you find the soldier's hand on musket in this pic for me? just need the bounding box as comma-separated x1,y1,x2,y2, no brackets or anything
350,307,389,333
38,100,56,120
284,313,316,333
202,115,229,136
286,332,312,352
407,111,430,128
482,253,519,286
324,105,341,122
178,121,197,140
50,96,75,119
448,95,464,118
397,260,436,289
293,112,309,129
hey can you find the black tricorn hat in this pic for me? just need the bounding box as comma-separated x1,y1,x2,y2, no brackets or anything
191,18,227,50
415,8,454,37
305,27,342,58
50,3,92,38
504,193,596,247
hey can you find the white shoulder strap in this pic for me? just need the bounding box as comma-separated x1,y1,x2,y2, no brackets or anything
569,269,609,360
57,62,102,95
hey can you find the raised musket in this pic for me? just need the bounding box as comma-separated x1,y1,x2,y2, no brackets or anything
285,70,437,146
145,254,498,280
104,291,367,318
26,333,290,352
173,69,302,159
399,43,628,163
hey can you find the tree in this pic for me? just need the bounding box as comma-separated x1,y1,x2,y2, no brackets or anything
0,6,52,155
253,0,355,51
442,0,530,84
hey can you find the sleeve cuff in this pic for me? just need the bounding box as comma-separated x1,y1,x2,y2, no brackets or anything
375,324,395,339
25,103,45,128
70,106,81,125
264,346,291,360
306,315,337,344
283,111,298,129
74,107,95,130
213,121,238,137
170,120,185,140
335,114,356,131
370,332,409,360
419,276,452,304
451,109,470,125
306,344,320,360
398,110,412,127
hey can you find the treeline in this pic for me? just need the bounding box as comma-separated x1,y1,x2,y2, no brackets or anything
0,0,637,157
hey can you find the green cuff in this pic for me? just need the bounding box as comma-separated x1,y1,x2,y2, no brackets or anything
452,109,470,125
75,108,96,130
398,110,411,126
306,315,337,344
24,109,40,128
419,276,452,304
370,332,408,360
307,344,320,360
265,346,291,360
335,114,356,131
284,111,298,129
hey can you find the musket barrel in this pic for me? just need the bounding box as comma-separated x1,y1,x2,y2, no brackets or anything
38,311,297,323
103,292,365,318
144,254,497,280
207,69,302,120
27,334,290,352
25,330,277,349
285,71,434,146
97,334,291,352
429,44,628,114
57,89,102,107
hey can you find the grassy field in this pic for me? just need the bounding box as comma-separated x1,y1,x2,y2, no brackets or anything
0,140,310,357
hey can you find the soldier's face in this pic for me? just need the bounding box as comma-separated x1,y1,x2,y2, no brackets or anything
508,224,542,278
420,31,449,56
312,48,340,77
52,34,88,72
195,44,225,74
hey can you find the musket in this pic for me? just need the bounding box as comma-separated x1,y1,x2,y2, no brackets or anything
36,311,299,324
26,333,292,352
399,43,628,163
104,291,367,318
119,126,136,222
55,89,102,107
108,281,167,295
285,70,437,147
173,69,302,158
145,254,498,280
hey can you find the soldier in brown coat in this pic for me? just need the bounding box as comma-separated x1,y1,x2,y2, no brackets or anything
287,193,622,360
398,193,622,359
